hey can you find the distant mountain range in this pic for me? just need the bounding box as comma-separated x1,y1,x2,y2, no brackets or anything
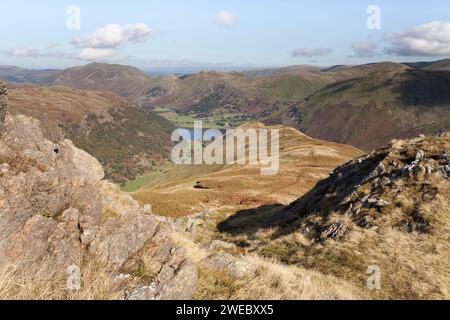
1,59,450,153
0,65,60,85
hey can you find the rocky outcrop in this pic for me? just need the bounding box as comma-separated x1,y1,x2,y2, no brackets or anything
271,134,450,240
0,112,197,299
0,82,7,135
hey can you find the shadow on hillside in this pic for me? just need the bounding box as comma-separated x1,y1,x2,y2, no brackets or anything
395,70,450,107
320,78,355,95
217,204,285,236
218,152,389,238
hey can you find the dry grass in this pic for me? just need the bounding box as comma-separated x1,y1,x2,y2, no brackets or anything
131,125,362,217
173,229,365,300
189,156,449,300
9,84,123,123
0,258,123,300
250,177,450,299
194,254,365,300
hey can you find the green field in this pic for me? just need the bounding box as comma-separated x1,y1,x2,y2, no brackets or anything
121,172,161,192
152,106,248,129
120,162,174,192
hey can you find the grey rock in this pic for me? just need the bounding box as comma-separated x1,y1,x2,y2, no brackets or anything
174,216,199,236
402,149,426,176
320,223,347,240
89,210,160,270
209,240,237,250
376,162,386,175
128,283,159,300
360,195,369,203
375,199,390,207
200,252,257,279
357,215,375,228
127,258,197,300
415,150,425,162
381,176,392,185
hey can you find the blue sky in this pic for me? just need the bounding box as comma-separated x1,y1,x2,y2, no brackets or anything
1,0,450,71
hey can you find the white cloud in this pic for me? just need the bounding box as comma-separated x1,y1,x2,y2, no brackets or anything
47,43,60,50
385,21,450,56
2,47,41,57
1,47,69,59
1,46,124,62
349,41,377,58
1,46,123,62
71,23,153,49
216,11,237,27
78,48,119,61
291,47,333,58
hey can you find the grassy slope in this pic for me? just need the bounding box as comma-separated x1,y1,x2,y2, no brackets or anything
128,124,362,217
215,136,450,299
52,62,154,98
294,68,450,150
146,71,328,127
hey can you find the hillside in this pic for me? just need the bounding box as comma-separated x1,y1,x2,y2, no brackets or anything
1,81,448,300
147,61,450,152
291,66,450,150
130,123,362,217
404,59,450,72
423,59,450,72
216,134,450,299
3,61,450,152
145,61,450,149
0,65,61,85
7,84,175,183
53,62,155,98
145,70,329,129
0,86,377,300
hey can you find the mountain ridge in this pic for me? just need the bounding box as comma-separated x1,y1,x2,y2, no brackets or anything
2,60,450,152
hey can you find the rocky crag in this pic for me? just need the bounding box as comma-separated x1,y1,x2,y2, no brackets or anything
251,134,449,299
0,82,7,135
272,134,450,239
0,85,197,299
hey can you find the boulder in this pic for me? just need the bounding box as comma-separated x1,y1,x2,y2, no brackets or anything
200,252,257,279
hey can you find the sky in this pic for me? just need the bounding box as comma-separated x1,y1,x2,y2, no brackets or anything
0,0,450,72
